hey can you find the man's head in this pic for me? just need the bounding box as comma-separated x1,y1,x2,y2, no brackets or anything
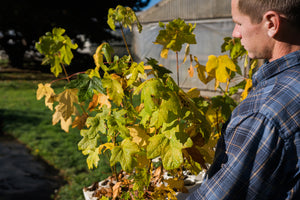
231,0,300,61
238,0,300,28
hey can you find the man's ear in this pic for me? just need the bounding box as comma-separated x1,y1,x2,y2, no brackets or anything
263,11,281,38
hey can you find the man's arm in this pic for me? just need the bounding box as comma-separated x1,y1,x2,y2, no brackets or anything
187,113,296,200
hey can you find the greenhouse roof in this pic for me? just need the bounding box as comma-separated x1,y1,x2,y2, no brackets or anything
138,0,231,23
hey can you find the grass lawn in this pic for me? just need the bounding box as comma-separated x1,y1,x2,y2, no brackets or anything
0,79,111,200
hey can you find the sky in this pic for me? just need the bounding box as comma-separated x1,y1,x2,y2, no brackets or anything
143,0,162,10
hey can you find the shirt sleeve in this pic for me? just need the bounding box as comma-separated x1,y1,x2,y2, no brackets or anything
187,112,297,200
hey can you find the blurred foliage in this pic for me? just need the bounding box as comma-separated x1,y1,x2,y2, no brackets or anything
0,0,150,68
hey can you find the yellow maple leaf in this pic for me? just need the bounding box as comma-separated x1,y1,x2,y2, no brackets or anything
205,106,223,128
135,152,149,168
60,116,72,132
128,126,150,148
51,88,79,132
93,43,105,68
88,93,111,111
165,178,188,193
160,48,169,59
206,55,237,83
52,107,73,132
98,143,114,154
194,56,214,84
186,88,200,98
54,89,79,121
36,83,55,110
241,78,253,101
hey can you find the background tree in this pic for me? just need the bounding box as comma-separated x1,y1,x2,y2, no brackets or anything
0,0,150,68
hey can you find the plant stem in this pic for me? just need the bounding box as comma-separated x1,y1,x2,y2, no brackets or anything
61,63,70,82
50,71,86,85
120,23,134,63
176,51,179,85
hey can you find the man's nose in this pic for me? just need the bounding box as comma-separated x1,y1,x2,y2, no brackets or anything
232,24,242,38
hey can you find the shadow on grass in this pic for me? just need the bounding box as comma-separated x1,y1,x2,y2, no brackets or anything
0,110,67,200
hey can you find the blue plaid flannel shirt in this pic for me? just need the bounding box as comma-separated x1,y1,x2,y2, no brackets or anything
187,50,300,200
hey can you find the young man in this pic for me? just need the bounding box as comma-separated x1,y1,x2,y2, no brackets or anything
187,0,300,199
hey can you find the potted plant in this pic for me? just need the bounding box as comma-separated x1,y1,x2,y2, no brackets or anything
35,5,255,200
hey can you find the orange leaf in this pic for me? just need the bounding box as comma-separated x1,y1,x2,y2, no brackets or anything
72,113,88,130
188,65,194,77
88,93,111,111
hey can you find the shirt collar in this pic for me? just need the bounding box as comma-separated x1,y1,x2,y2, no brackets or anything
252,50,300,88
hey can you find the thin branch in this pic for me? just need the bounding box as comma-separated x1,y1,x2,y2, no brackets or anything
50,71,86,85
119,23,134,63
176,51,179,85
61,63,70,82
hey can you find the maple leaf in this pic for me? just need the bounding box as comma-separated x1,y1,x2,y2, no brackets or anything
52,105,73,132
72,113,88,130
194,56,214,85
98,143,114,154
36,83,55,110
146,58,172,79
93,42,114,68
50,88,79,132
147,121,193,170
67,73,105,102
206,55,237,83
185,146,207,170
106,109,129,139
102,73,124,106
35,28,78,77
54,88,79,121
88,93,111,111
78,129,100,169
126,62,145,87
186,88,200,98
110,138,139,172
165,178,188,193
154,18,196,58
86,149,100,169
241,78,252,100
112,182,122,200
128,126,150,148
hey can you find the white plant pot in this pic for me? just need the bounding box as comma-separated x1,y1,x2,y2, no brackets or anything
83,171,205,200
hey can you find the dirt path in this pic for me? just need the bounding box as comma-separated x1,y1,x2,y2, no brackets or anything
0,134,65,200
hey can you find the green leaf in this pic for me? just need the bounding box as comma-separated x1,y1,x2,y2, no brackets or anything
140,78,164,114
78,129,100,169
107,5,142,33
110,138,139,172
126,61,145,87
146,58,172,79
35,27,78,77
102,73,124,106
154,18,196,58
106,109,129,139
147,121,193,170
51,56,62,77
109,55,130,74
86,149,100,170
149,91,181,128
52,27,65,36
66,73,105,102
147,132,183,170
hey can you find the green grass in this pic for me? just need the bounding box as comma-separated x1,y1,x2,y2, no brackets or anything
0,80,111,200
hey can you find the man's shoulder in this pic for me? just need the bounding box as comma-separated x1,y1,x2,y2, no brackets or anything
232,66,300,137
